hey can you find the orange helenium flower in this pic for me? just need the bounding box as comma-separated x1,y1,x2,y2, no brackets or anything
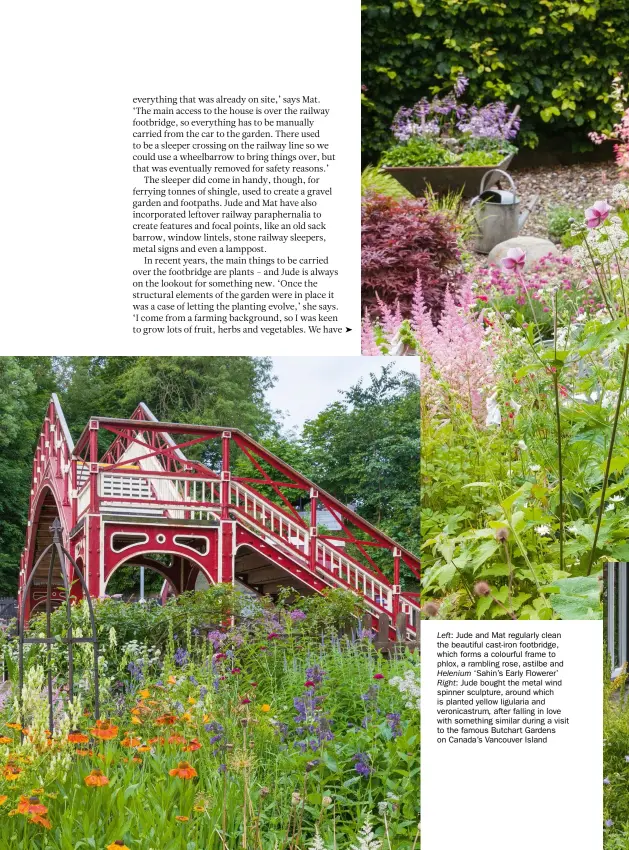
168,734,186,745
90,720,118,740
17,796,48,815
30,813,52,829
76,749,93,757
121,736,141,747
68,730,90,744
84,769,109,787
6,723,21,730
156,715,177,726
4,766,21,781
106,843,130,850
169,761,197,780
0,796,7,805
260,704,271,712
0,736,12,744
175,815,189,822
183,738,202,752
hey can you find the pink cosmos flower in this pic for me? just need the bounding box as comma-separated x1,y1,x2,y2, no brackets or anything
585,200,611,228
501,247,526,272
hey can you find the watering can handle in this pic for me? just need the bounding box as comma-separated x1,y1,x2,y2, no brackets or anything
479,168,516,200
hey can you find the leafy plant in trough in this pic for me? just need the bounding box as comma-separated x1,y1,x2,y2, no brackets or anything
361,193,461,321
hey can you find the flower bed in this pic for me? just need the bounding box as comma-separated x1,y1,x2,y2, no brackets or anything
0,589,420,849
410,186,629,619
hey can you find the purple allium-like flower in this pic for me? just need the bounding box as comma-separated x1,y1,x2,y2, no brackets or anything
501,247,527,273
585,200,611,229
289,609,306,621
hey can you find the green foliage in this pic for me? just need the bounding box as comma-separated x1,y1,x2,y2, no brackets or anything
547,205,582,241
379,136,459,167
361,165,412,199
0,358,56,595
459,149,505,166
362,0,627,161
302,366,421,574
604,661,629,843
547,574,603,619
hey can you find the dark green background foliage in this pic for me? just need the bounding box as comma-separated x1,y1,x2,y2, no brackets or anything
0,358,419,595
362,0,627,162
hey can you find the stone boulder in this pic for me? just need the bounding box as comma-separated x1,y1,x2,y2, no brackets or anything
488,236,560,269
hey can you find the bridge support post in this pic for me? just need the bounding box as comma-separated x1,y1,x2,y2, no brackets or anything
392,547,401,625
219,521,235,585
309,489,318,571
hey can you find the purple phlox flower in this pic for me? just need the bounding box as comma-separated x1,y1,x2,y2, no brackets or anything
501,247,527,272
360,684,380,702
174,647,188,667
127,660,144,682
605,819,614,828
305,666,326,686
585,200,611,229
386,712,402,739
289,609,306,621
352,752,373,776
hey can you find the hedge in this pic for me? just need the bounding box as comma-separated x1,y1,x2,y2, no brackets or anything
362,0,629,163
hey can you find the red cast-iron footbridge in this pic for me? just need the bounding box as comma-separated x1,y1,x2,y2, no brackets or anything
18,396,421,637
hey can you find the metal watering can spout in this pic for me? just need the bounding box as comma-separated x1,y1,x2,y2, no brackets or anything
519,195,539,230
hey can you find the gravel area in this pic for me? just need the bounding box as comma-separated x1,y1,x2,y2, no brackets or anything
508,162,619,239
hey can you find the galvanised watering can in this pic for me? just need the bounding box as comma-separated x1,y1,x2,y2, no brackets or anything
471,169,539,254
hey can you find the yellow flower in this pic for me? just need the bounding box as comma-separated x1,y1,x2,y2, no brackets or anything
168,676,177,685
187,697,196,706
260,704,271,713
139,689,150,699
107,842,130,850
131,717,142,725
181,712,193,723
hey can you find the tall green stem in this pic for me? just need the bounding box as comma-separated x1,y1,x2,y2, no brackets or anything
588,342,629,575
552,292,564,571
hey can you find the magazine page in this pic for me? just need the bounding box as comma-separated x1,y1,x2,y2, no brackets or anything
0,0,623,848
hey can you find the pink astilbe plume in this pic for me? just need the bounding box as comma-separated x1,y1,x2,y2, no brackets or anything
361,312,381,355
413,275,498,423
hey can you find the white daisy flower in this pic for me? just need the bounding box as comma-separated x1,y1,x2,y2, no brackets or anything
535,525,552,537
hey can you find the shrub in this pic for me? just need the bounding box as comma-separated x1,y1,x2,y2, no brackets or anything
361,0,628,162
361,193,461,319
547,205,582,242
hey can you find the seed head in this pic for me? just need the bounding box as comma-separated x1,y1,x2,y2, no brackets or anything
474,581,491,597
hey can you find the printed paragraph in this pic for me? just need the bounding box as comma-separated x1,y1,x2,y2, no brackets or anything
131,95,345,338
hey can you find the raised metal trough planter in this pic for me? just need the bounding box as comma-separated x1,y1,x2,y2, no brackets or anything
382,153,515,198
